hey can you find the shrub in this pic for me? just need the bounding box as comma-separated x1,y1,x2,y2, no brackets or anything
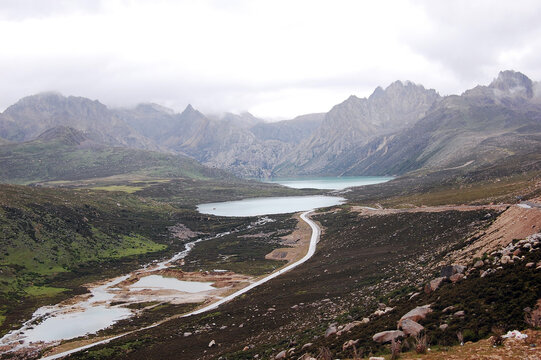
415,333,428,354
490,326,505,347
390,338,401,360
525,302,541,328
317,346,333,360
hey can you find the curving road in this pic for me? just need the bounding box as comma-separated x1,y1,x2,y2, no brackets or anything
42,210,321,360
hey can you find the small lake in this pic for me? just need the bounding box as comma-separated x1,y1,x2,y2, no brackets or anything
197,195,345,217
130,275,215,293
265,176,393,190
21,306,132,343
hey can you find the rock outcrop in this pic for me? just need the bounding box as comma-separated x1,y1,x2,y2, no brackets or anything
372,330,405,343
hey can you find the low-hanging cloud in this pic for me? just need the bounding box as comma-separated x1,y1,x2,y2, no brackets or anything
1,0,541,119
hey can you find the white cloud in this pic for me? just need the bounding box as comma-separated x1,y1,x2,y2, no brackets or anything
1,0,541,119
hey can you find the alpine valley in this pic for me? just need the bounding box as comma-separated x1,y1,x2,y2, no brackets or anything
0,70,541,360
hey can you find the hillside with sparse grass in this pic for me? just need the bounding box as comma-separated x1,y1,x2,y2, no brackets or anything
0,126,234,184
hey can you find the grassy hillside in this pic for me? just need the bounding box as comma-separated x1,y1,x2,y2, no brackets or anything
0,184,248,336
0,127,233,184
345,151,541,207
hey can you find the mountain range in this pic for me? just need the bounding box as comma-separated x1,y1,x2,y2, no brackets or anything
0,70,540,180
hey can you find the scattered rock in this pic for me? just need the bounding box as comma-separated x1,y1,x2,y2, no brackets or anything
399,318,424,336
450,273,464,283
442,305,455,313
372,330,405,343
439,324,449,331
183,332,192,337
369,358,385,360
454,310,465,317
274,350,286,359
441,264,466,278
342,339,359,351
361,317,370,324
243,346,249,351
526,262,535,268
301,343,313,351
373,307,394,316
208,340,216,348
501,255,511,264
298,355,316,360
473,260,484,268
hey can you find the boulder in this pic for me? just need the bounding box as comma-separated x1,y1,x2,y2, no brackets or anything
183,332,192,337
208,340,216,348
526,262,535,268
449,273,464,283
372,330,404,343
274,350,286,359
301,343,313,351
425,277,445,293
361,317,370,324
454,310,465,317
399,305,432,326
337,321,362,335
399,318,424,336
369,358,385,360
439,324,449,331
501,255,511,264
440,264,466,278
325,325,337,338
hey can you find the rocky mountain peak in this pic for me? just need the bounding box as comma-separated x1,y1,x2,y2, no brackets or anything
183,104,196,113
489,70,533,98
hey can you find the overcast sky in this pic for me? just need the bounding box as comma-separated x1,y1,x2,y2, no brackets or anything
1,0,541,119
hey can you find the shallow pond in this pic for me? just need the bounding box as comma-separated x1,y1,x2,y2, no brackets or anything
22,305,132,343
197,195,345,217
130,275,215,293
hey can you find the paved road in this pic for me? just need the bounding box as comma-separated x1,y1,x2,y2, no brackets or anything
42,211,321,359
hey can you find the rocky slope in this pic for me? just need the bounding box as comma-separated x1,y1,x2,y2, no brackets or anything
0,92,157,150
273,81,441,175
119,106,323,177
320,71,541,176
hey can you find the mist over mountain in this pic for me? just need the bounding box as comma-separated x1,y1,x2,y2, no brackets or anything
0,92,158,151
0,70,540,180
333,70,541,176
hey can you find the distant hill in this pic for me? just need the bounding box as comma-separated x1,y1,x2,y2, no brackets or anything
0,126,231,184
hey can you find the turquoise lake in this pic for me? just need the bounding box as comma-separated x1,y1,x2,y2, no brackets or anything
264,176,393,190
